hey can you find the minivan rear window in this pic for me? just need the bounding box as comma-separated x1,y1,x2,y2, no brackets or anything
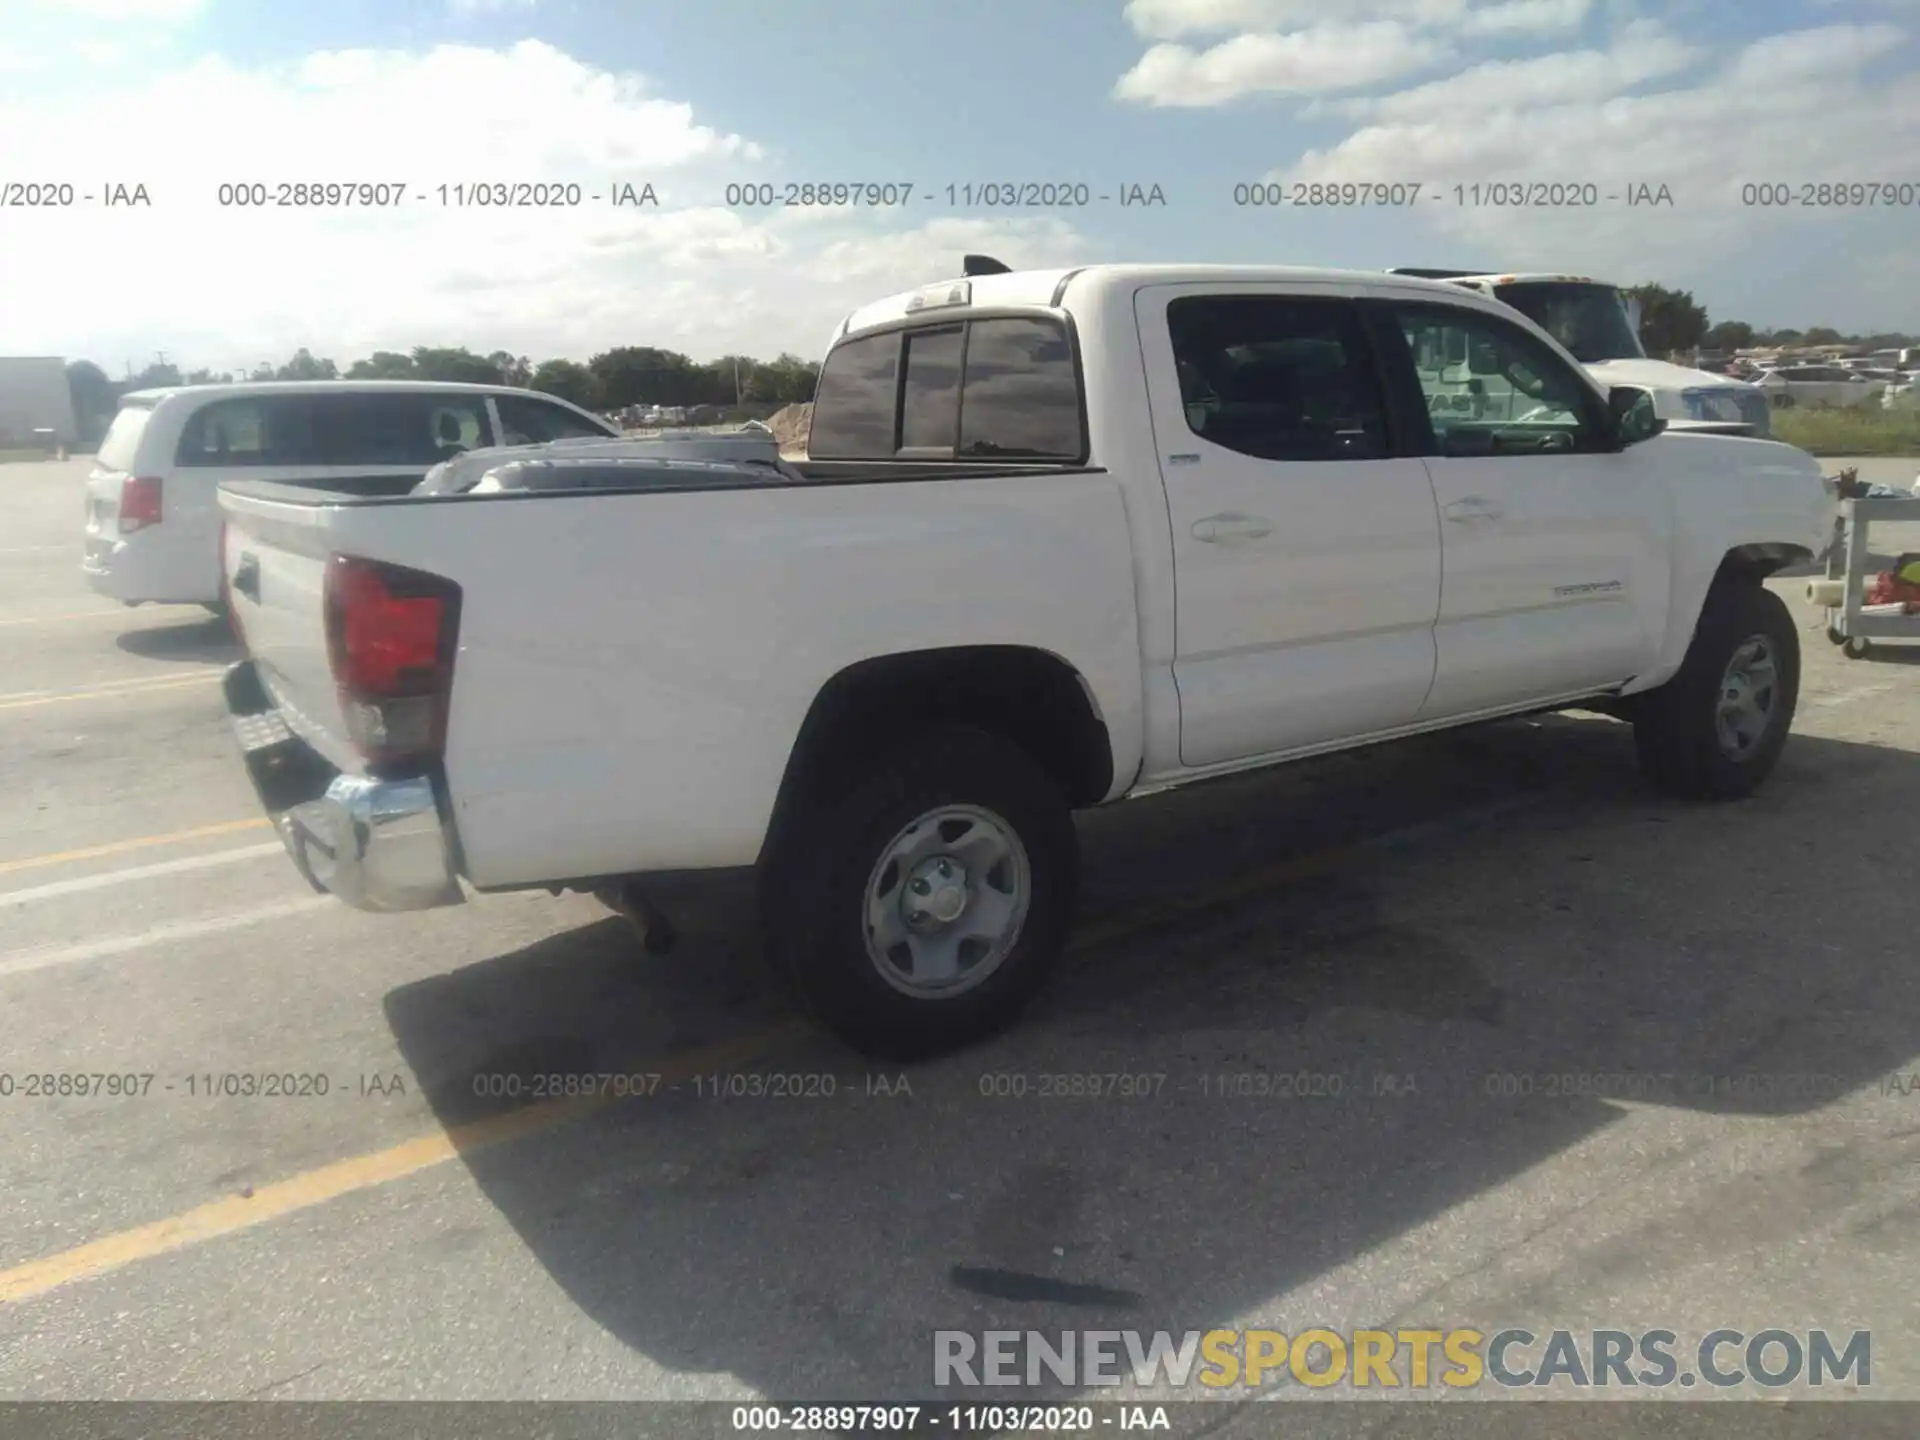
96,403,153,472
175,392,493,468
176,396,316,467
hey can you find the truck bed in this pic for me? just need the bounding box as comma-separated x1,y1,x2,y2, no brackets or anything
217,457,1143,891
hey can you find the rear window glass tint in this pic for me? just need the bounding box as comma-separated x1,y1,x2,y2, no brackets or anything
96,404,153,471
495,394,611,444
310,392,489,465
175,396,319,467
957,318,1082,458
899,326,963,449
807,333,899,458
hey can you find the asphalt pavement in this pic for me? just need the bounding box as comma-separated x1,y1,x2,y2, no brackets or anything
3,455,1920,1410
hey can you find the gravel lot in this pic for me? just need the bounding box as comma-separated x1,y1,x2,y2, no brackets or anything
3,455,1920,1418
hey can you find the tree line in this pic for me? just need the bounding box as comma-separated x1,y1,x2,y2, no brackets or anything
59,294,1918,439
1623,285,1915,357
63,344,822,440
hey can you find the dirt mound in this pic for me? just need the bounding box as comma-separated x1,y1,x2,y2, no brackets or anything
767,402,813,457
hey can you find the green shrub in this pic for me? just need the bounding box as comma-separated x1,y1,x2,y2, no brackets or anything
1772,407,1920,456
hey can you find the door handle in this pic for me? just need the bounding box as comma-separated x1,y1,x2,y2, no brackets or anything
1442,496,1504,523
1192,513,1274,543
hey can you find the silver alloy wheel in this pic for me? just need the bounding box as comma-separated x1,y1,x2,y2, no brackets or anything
862,804,1031,998
1715,634,1779,760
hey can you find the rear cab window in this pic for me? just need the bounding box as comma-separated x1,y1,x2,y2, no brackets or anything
808,314,1085,461
96,403,154,472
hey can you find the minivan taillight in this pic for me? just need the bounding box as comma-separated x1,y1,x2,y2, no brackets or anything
322,555,462,766
119,476,163,532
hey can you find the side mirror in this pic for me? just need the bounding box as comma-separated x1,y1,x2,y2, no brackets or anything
1610,386,1666,446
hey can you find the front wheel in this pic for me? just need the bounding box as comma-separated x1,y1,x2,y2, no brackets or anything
1632,582,1799,800
761,725,1078,1060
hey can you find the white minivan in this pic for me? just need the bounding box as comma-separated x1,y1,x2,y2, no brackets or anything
83,380,619,607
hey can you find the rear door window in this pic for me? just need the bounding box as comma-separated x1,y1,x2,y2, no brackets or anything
96,403,153,471
1170,295,1392,461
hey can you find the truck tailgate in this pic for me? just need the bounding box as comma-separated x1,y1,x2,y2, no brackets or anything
220,486,360,774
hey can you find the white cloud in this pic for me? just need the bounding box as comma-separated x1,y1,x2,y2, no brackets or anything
1123,0,1590,39
1115,23,1448,105
447,0,537,14
1456,0,1592,36
1270,23,1920,275
0,41,1094,369
1332,18,1697,118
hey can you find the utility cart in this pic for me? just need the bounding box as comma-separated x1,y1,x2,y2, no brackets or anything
1813,494,1920,659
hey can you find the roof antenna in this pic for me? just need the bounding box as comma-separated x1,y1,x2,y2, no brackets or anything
963,254,1012,277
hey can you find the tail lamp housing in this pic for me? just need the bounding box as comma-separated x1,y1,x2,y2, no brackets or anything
118,476,163,532
322,554,462,767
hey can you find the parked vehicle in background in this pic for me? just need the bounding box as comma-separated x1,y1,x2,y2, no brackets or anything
1752,365,1888,410
217,261,1834,1056
1882,377,1920,411
1387,271,1772,435
83,381,617,607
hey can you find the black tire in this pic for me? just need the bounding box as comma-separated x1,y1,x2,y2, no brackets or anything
1844,636,1872,660
761,724,1078,1060
1632,582,1799,800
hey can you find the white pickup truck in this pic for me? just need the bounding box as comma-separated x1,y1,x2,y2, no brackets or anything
217,263,1834,1058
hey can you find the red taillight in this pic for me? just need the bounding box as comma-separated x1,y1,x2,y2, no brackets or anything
323,555,461,765
119,476,162,532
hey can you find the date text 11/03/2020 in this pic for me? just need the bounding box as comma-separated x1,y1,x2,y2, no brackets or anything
1231,180,1675,207
0,1072,406,1098
721,182,1168,207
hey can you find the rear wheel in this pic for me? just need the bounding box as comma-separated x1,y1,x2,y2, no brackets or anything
762,725,1077,1060
1633,582,1799,799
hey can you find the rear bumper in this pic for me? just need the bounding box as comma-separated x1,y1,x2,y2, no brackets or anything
82,529,221,605
223,660,464,913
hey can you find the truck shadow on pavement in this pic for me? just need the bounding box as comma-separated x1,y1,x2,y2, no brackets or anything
114,615,240,665
384,711,1920,1404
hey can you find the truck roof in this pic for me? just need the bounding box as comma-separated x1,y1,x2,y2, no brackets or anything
835,263,1498,339
1446,273,1607,286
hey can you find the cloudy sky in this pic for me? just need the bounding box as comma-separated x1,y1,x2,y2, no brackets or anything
4,0,1918,374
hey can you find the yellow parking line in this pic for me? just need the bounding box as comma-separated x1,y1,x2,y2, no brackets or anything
0,611,124,628
0,788,1550,1307
0,819,272,877
0,1022,807,1305
0,673,220,711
